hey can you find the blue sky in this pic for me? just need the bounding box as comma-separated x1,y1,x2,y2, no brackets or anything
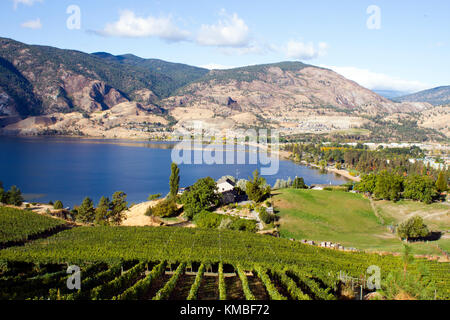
1,0,449,93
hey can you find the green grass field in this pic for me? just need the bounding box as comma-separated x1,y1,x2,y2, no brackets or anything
273,189,450,256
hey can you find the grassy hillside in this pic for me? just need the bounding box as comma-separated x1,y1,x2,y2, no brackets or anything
273,189,450,255
273,189,402,251
372,200,450,253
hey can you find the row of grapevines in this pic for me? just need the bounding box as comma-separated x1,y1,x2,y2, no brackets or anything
235,265,255,300
64,263,123,300
114,261,166,300
47,263,108,299
187,263,205,300
272,270,310,300
153,263,186,300
255,266,287,300
0,270,67,300
288,269,336,300
218,262,226,300
91,262,147,300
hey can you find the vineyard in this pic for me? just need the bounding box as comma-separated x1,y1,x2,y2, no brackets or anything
0,207,67,246
1,225,449,300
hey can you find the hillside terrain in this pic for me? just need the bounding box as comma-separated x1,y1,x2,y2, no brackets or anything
0,37,447,141
397,86,450,106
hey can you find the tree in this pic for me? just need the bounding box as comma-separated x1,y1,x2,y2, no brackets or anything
292,177,307,189
403,175,438,204
148,193,162,201
181,177,220,220
7,185,24,206
355,174,377,194
109,191,128,225
95,196,110,225
246,170,271,203
77,197,96,223
169,162,180,199
53,200,64,210
436,172,448,193
374,171,403,201
397,216,429,240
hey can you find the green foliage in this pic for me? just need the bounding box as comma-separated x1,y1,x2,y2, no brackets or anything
0,207,65,245
403,175,438,204
91,262,146,300
3,185,24,206
355,174,377,193
109,191,128,225
236,265,256,300
169,163,180,199
292,177,307,189
153,262,186,300
374,171,403,201
77,197,95,224
274,270,311,300
95,196,110,225
379,263,436,300
181,177,220,220
246,170,271,203
257,206,275,224
145,199,178,218
194,210,257,232
435,172,448,192
187,263,205,300
147,193,162,201
255,266,287,300
115,261,166,300
53,201,63,210
218,262,226,300
397,216,430,240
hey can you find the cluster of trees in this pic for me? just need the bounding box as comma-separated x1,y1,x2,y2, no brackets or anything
273,176,307,189
74,191,128,225
355,171,447,204
285,143,448,180
0,182,24,206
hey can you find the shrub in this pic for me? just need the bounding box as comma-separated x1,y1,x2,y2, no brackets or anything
145,199,178,218
53,201,63,210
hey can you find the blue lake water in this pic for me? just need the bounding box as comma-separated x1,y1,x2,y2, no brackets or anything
0,136,348,208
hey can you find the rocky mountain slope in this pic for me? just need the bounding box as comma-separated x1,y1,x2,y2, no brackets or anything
0,37,445,141
397,86,450,106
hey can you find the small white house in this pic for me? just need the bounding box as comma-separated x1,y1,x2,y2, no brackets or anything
217,180,235,193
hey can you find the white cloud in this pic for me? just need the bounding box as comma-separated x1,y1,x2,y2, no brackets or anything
13,0,42,9
21,18,42,29
197,11,250,48
98,10,190,41
200,63,237,70
322,65,431,93
285,40,328,60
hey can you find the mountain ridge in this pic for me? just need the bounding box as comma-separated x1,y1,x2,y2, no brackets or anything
0,37,446,141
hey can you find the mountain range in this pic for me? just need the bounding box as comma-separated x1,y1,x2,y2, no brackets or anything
0,37,448,141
